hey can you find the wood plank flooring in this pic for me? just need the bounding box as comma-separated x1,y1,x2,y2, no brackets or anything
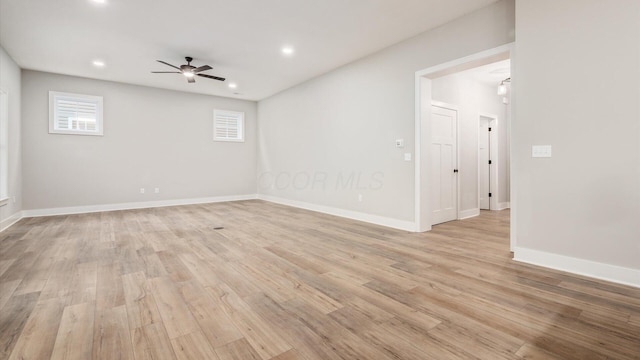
0,200,639,359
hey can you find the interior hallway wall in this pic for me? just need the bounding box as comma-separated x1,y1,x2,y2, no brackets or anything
431,71,510,212
514,0,640,272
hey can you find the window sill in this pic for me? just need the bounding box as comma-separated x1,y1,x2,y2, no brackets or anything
0,198,8,207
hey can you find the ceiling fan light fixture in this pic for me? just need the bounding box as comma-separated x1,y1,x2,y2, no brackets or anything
153,58,225,83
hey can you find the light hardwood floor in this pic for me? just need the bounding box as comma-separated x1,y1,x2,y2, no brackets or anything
0,200,639,359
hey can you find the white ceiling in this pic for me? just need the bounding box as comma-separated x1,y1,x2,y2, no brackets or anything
0,0,498,101
457,59,511,86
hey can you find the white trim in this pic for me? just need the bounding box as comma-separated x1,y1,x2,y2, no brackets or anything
458,208,480,220
416,44,513,78
0,89,8,201
257,194,415,232
508,49,517,252
21,194,257,218
497,202,510,210
431,101,459,110
213,109,245,142
414,75,422,231
514,247,640,289
415,76,432,232
0,211,23,233
49,91,104,136
4,193,415,233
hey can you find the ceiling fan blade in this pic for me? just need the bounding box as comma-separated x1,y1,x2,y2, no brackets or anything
197,74,226,81
193,65,212,73
187,76,196,83
157,60,180,70
151,71,181,73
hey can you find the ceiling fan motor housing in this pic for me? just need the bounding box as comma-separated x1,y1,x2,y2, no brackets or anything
181,57,194,72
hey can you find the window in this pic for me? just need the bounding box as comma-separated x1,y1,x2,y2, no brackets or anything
49,91,103,136
0,89,8,205
213,109,244,142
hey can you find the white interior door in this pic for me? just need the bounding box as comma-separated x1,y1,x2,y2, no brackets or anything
431,104,457,225
479,118,490,210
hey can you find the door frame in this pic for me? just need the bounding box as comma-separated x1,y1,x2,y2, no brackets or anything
478,113,499,211
430,101,460,225
414,43,516,252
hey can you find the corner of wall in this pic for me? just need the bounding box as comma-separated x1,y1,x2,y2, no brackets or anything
0,46,23,227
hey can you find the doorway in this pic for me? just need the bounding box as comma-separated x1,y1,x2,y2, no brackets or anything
414,43,515,250
479,114,498,211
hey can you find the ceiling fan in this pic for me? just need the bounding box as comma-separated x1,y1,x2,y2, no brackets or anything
152,57,225,83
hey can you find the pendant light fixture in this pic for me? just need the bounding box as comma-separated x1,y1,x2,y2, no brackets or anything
497,77,511,95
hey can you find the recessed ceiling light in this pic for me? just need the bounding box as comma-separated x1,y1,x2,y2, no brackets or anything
91,0,107,4
281,46,295,56
92,60,105,67
228,83,237,89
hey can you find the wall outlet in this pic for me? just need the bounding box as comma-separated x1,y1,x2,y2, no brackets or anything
140,188,145,194
154,187,160,194
404,153,412,161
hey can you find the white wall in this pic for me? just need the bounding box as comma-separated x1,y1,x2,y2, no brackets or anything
257,0,515,224
431,72,509,211
22,70,257,211
0,46,22,229
514,0,640,272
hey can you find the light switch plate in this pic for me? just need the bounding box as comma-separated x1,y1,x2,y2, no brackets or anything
532,145,552,158
396,139,405,148
404,153,412,161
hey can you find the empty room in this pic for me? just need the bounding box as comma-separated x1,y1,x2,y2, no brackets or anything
0,0,639,359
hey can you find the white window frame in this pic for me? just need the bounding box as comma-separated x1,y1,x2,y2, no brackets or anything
49,91,104,136
0,89,8,206
213,109,245,142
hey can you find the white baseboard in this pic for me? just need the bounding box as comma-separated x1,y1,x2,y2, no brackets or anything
0,211,24,233
497,202,510,210
21,194,258,218
514,247,640,288
257,194,416,232
458,208,480,220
